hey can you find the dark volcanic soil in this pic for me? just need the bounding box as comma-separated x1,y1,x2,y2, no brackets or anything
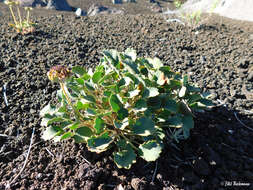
0,1,253,190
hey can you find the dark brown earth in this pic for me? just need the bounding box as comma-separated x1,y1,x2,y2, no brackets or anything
0,0,253,190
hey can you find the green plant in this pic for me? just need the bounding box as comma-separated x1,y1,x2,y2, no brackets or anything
4,0,36,35
40,49,212,169
183,9,202,28
174,0,183,9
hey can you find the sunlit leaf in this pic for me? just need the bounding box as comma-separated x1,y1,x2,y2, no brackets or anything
94,117,105,134
179,86,187,98
40,104,56,117
60,132,73,140
92,71,103,84
42,126,62,141
72,66,86,76
139,140,163,162
125,48,137,61
110,94,122,112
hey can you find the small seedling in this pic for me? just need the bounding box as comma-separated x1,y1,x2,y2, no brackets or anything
4,0,36,35
174,0,182,9
40,49,212,169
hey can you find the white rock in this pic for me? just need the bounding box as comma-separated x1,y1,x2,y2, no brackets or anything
75,8,86,17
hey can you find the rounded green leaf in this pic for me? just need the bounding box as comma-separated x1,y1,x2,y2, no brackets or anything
163,99,178,113
72,66,86,76
139,140,163,162
87,133,113,153
94,117,105,134
92,71,103,84
132,117,156,136
76,126,93,137
110,94,122,112
113,144,136,169
147,97,161,110
73,135,85,143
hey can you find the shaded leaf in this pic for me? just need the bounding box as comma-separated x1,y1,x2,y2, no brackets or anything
147,97,162,110
114,118,129,130
182,115,194,139
82,95,96,103
76,126,93,137
134,99,147,112
87,133,113,153
113,144,136,169
73,135,85,143
132,117,156,136
117,108,129,120
163,99,178,113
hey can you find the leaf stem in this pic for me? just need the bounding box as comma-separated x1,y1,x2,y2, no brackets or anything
60,82,86,122
8,5,18,26
16,4,22,26
120,133,139,151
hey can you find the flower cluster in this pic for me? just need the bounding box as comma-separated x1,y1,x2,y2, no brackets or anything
47,65,72,82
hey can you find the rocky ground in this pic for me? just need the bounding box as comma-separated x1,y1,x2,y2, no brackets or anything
0,0,253,189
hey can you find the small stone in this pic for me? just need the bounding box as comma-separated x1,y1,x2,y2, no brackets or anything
75,8,87,17
131,178,147,190
30,109,36,114
247,71,253,82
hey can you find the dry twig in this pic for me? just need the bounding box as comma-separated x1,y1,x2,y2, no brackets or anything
151,161,158,183
234,112,253,132
6,128,35,189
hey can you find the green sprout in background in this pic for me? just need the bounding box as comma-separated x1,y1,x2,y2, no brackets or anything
4,0,36,35
173,0,221,30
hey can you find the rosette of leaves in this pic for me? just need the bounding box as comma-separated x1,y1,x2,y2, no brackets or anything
40,48,212,169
